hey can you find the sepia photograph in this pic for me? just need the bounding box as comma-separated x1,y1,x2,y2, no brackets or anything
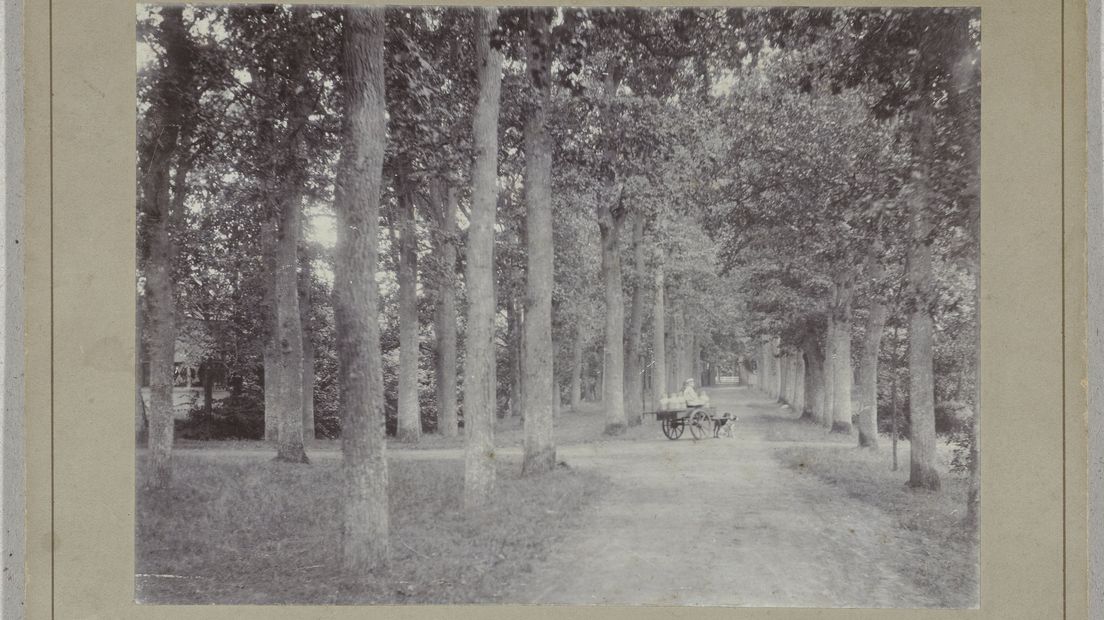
134,5,980,608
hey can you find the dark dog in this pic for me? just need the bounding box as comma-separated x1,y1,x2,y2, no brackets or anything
712,413,738,438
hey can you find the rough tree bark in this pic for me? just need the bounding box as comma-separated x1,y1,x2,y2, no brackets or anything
396,172,421,443
802,340,825,423
829,280,854,435
272,191,308,463
822,319,836,429
780,351,791,404
135,285,148,445
794,352,806,416
270,8,315,463
598,196,628,433
771,337,783,401
464,7,504,508
666,302,679,394
430,179,459,437
507,298,522,418
624,213,646,426
906,106,941,491
857,264,888,448
521,7,556,474
334,6,390,571
570,323,583,410
298,239,315,441
262,220,278,442
652,261,666,403
138,6,194,488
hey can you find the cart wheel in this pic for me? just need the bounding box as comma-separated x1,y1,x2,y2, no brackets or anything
688,410,711,440
661,419,684,440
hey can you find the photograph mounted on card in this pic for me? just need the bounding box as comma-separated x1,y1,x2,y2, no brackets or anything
21,0,1087,618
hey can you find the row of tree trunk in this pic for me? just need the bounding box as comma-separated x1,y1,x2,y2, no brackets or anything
755,263,939,492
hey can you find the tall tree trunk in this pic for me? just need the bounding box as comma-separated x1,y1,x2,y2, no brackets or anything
762,340,772,398
780,352,791,404
202,362,213,413
137,6,194,488
135,287,148,445
771,337,783,401
624,213,646,426
570,323,583,410
521,7,556,474
891,326,902,471
299,242,315,441
857,271,887,448
464,7,504,508
830,293,854,434
431,180,459,437
272,195,308,463
906,107,941,491
794,352,806,416
666,302,679,395
598,202,627,434
822,319,836,429
262,219,278,441
270,9,314,463
334,6,390,571
788,354,798,406
396,173,421,442
507,298,522,418
802,341,825,423
652,261,666,403
756,344,763,392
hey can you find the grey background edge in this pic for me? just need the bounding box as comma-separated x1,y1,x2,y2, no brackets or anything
1088,0,1102,618
1,0,26,614
0,1,1098,619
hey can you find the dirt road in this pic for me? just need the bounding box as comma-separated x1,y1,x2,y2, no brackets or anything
509,387,940,607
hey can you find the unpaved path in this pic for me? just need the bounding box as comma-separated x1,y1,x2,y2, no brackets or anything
509,387,939,607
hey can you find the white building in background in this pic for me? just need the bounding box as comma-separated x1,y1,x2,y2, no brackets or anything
139,317,231,419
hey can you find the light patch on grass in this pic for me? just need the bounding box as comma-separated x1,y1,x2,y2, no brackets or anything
759,414,855,444
136,454,609,604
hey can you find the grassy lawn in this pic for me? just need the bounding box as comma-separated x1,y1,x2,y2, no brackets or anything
136,453,609,604
767,418,978,608
174,400,662,453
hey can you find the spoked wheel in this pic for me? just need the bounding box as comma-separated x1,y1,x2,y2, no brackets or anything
661,419,684,440
688,410,711,440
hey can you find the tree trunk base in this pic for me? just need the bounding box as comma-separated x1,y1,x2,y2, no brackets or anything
522,447,557,476
858,433,878,448
798,410,814,422
907,465,942,491
274,447,310,464
603,423,626,436
626,415,642,427
830,421,852,434
396,429,421,443
145,465,172,491
965,487,979,527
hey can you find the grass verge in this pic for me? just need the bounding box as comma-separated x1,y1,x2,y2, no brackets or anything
774,442,978,608
175,401,662,453
136,453,608,604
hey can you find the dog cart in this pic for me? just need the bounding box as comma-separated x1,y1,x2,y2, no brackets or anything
650,405,714,440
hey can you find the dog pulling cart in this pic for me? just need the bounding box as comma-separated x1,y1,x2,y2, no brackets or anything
647,405,734,440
